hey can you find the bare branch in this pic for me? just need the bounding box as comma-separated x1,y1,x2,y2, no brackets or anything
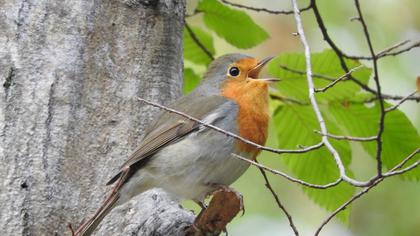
137,97,324,155
269,93,309,105
384,160,420,177
363,93,420,103
345,40,420,60
314,178,382,236
377,40,410,57
185,10,202,18
277,64,420,102
292,0,369,187
315,131,377,142
220,0,311,15
384,148,420,177
232,154,342,189
278,64,335,81
385,90,419,112
256,161,299,236
310,0,378,95
315,65,364,93
185,23,214,60
390,148,420,172
354,0,385,176
378,41,420,58
316,148,419,235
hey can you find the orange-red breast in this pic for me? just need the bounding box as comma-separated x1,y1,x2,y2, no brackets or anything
75,54,274,235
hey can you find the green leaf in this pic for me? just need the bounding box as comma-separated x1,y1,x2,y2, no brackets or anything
329,102,420,180
274,104,355,221
183,67,201,94
197,0,269,49
184,26,215,65
268,50,371,103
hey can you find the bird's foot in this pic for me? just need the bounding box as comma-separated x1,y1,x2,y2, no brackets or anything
194,200,207,211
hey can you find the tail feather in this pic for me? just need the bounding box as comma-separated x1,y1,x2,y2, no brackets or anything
75,193,120,236
74,167,131,236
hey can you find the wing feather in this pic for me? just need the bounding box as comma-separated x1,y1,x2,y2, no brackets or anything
106,94,232,185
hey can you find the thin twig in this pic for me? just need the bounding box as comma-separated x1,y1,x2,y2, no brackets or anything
279,64,335,81
363,94,420,103
278,64,420,101
384,160,420,177
256,160,299,236
314,178,382,236
354,0,385,176
340,40,409,60
311,1,420,63
270,92,420,106
315,148,420,235
269,93,309,105
387,148,420,172
292,0,369,187
315,65,364,93
185,23,214,60
137,97,324,155
385,90,419,112
377,41,420,58
377,40,410,57
384,148,420,177
315,131,377,142
220,0,311,15
345,40,420,60
310,0,378,95
232,153,342,189
185,10,202,18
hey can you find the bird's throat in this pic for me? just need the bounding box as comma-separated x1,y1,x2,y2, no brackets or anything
221,80,270,157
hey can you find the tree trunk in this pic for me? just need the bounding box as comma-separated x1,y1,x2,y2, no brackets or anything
0,0,192,235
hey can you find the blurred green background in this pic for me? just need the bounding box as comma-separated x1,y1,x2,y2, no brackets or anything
183,0,420,235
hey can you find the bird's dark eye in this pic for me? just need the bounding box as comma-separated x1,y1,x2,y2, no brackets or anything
228,67,240,77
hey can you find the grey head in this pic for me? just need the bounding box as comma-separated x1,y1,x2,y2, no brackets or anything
193,53,253,96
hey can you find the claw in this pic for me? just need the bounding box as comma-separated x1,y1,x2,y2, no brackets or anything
194,200,207,210
68,223,75,236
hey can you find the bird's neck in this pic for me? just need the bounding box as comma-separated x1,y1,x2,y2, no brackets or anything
221,80,270,158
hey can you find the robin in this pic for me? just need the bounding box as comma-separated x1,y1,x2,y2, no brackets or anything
73,53,275,235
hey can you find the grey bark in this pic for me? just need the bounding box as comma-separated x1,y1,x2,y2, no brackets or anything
0,0,193,235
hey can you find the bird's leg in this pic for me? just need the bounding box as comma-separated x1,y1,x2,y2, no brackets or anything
70,166,130,236
67,223,75,236
192,199,207,232
194,200,207,211
187,200,208,236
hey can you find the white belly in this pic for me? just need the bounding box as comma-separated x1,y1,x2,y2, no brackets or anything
119,131,252,203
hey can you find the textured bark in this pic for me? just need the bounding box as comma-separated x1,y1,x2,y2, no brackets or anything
0,0,191,235
96,189,194,236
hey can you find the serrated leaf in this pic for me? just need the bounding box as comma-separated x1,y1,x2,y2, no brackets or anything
268,50,371,102
329,102,420,180
197,0,269,49
184,26,215,65
274,104,355,221
183,67,201,94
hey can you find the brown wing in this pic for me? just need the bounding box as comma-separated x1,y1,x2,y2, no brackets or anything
106,119,197,185
106,94,230,185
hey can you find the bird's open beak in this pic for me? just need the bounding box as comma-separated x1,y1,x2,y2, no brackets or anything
248,56,280,82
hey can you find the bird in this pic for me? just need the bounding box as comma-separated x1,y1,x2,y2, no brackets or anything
73,53,275,236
